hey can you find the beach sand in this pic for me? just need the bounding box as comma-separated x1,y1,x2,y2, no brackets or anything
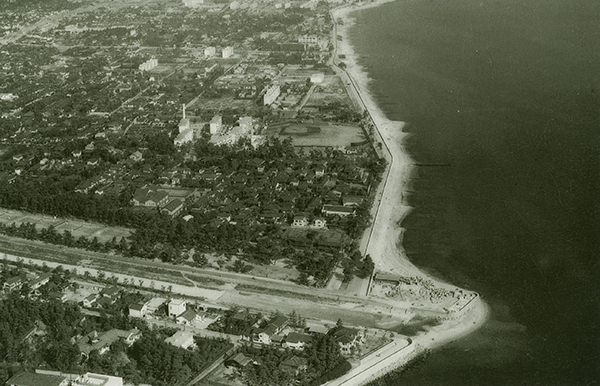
327,2,490,384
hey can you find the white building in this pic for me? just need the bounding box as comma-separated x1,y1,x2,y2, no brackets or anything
165,330,195,349
204,46,216,57
222,46,234,58
238,116,254,131
183,0,204,7
168,299,187,317
263,84,281,106
210,115,222,134
175,130,194,146
179,104,190,133
310,73,325,84
129,301,149,318
175,104,193,146
139,58,158,71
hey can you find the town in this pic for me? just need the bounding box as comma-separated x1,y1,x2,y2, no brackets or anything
0,0,483,385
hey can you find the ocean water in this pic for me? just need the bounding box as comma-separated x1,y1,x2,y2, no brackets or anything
349,1,600,385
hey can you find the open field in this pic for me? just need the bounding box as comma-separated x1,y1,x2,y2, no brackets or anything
189,95,257,112
266,122,365,147
304,75,356,108
0,208,132,243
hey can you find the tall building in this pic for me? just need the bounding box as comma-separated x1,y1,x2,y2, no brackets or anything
204,46,216,57
210,115,222,134
222,46,234,58
175,104,193,146
179,104,190,133
263,84,281,106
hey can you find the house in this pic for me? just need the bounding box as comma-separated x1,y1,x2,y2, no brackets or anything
271,334,285,345
292,215,309,227
279,355,308,375
283,332,312,350
313,218,326,228
330,327,364,354
130,151,143,161
82,294,99,308
3,276,23,292
308,325,329,335
99,286,120,304
342,195,365,207
161,199,184,217
165,330,195,349
168,298,187,317
254,324,277,344
75,372,124,386
225,353,253,369
176,309,202,325
131,186,169,207
129,301,149,318
374,272,402,285
6,372,68,386
322,205,354,217
270,316,288,333
146,297,167,315
29,273,51,290
100,286,119,298
96,296,115,308
77,329,141,357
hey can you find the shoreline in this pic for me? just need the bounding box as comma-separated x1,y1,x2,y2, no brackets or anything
328,1,490,384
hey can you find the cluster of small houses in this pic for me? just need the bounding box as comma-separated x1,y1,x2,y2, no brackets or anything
3,273,365,381
2,272,69,302
125,295,365,355
126,157,370,225
239,314,365,355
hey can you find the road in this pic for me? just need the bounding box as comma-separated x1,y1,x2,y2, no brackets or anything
0,235,419,328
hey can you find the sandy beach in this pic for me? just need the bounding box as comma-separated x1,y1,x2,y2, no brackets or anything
328,1,490,384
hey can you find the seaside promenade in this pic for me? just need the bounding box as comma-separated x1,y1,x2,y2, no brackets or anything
328,2,489,384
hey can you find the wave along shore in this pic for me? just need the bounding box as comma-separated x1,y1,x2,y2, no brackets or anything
325,1,489,384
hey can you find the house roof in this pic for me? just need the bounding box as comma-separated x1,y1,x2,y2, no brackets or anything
285,332,312,344
330,327,359,344
323,205,354,214
100,286,119,297
5,276,22,285
169,298,186,306
149,191,168,204
261,324,278,336
177,309,198,322
271,315,288,329
165,330,194,348
163,198,183,212
229,352,252,367
84,294,98,302
7,372,67,386
280,355,307,370
129,301,147,311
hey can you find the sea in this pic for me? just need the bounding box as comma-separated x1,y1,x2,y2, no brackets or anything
348,1,600,385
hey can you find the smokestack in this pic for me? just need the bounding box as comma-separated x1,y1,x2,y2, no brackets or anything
183,104,186,119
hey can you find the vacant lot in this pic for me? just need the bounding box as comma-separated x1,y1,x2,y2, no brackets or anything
266,122,365,147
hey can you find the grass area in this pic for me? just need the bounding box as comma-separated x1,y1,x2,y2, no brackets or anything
235,283,333,303
183,273,227,288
